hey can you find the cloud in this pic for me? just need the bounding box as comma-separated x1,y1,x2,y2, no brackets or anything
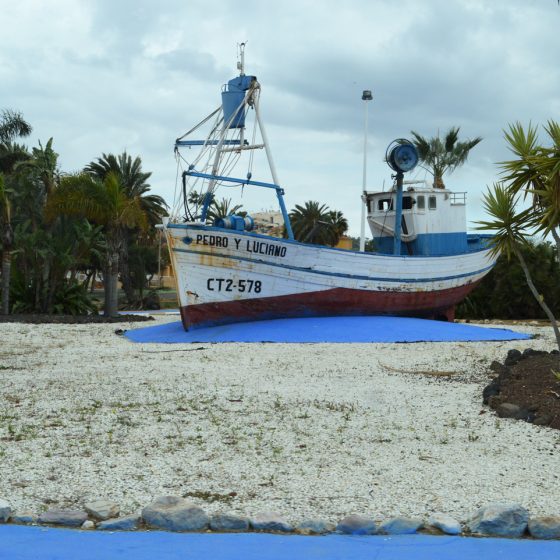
1,0,559,234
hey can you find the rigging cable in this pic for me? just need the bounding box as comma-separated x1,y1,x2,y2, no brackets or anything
176,107,221,142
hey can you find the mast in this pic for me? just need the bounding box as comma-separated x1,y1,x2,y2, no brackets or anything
360,90,373,252
204,43,248,208
237,42,246,75
181,45,294,239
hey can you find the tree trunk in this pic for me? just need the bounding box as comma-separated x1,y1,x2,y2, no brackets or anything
90,268,97,292
84,270,93,291
119,241,136,305
42,258,52,313
514,246,560,351
106,251,120,317
1,250,11,314
46,267,59,314
103,265,111,316
551,227,560,267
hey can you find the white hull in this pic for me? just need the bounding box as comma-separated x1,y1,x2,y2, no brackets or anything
165,224,495,329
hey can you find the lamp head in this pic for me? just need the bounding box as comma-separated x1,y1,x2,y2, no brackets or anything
386,140,419,173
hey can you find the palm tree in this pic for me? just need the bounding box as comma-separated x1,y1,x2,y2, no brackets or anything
500,121,560,263
0,173,13,313
17,138,59,200
0,110,32,143
477,183,560,350
0,109,32,313
207,197,244,222
0,110,33,178
46,172,148,316
85,152,167,303
410,127,482,189
85,152,166,226
288,201,347,246
326,210,349,246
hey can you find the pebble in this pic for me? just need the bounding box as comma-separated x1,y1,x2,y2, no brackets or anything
378,517,423,535
210,514,250,532
38,509,89,527
467,503,529,538
250,512,292,533
1,320,558,530
11,512,35,524
98,515,141,531
336,514,376,535
427,513,462,535
528,516,560,540
0,499,11,523
142,496,209,532
84,500,120,521
296,519,335,535
1,501,560,541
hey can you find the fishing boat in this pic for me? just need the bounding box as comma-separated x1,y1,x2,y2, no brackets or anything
163,47,495,331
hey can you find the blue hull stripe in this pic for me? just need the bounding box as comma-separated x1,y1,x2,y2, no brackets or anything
172,247,494,284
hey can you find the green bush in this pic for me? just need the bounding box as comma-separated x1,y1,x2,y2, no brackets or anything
457,241,560,319
11,276,98,315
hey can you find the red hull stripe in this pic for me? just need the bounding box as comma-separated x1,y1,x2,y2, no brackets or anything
180,283,480,330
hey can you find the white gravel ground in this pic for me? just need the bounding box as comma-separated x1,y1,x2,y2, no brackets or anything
0,317,559,524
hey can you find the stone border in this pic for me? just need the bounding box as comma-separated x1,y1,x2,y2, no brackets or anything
1,497,559,540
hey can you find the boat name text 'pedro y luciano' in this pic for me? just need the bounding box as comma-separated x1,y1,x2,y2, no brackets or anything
194,233,288,258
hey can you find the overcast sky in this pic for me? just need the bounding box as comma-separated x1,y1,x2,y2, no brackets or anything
2,0,559,234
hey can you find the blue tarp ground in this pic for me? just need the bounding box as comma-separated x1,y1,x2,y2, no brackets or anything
124,315,531,344
2,527,560,560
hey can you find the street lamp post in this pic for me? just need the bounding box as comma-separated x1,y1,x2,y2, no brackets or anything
360,89,373,252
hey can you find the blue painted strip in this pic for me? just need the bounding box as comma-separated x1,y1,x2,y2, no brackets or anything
172,246,494,284
175,140,244,146
186,171,280,190
276,188,294,240
2,526,559,560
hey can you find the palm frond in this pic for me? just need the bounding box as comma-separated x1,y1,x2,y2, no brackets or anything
410,127,482,187
0,109,32,144
475,183,528,259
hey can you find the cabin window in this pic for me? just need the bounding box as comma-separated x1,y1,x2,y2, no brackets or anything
417,195,425,210
378,198,393,211
428,196,437,210
402,196,413,210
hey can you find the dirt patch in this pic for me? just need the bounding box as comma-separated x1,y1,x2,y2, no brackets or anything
484,350,560,429
0,314,153,324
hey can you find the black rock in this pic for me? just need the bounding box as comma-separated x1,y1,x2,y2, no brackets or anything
522,349,547,358
489,361,508,375
504,349,522,366
483,380,500,404
496,403,519,418
533,415,552,426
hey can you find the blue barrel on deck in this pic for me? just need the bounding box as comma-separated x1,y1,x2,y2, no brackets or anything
221,75,256,129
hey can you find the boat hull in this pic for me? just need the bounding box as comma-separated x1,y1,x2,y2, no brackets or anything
165,224,495,330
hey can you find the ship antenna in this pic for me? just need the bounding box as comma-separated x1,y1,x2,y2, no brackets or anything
237,42,247,76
